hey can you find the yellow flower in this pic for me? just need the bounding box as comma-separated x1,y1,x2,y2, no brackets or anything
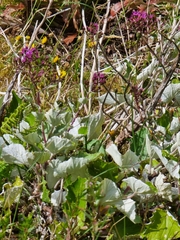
31,43,35,48
52,56,60,63
60,70,66,78
56,66,66,79
41,36,48,44
87,40,96,48
25,35,31,40
15,35,22,41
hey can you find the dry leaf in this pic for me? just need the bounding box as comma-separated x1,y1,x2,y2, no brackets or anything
110,2,122,18
63,33,77,45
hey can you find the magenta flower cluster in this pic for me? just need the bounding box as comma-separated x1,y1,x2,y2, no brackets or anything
129,10,155,33
87,22,98,35
93,72,107,85
21,46,39,63
130,10,153,21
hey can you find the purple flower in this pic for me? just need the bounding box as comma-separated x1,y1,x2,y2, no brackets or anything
93,72,107,85
87,22,99,34
130,10,153,22
37,70,44,77
129,10,155,33
21,47,39,63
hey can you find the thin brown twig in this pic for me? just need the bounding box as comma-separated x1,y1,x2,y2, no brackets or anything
28,0,54,48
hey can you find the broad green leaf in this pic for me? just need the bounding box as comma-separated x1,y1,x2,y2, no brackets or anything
97,179,140,223
154,173,172,201
64,177,87,229
123,177,152,194
166,160,179,180
137,58,158,82
141,209,180,239
88,161,119,181
161,83,180,105
122,150,140,171
106,144,139,170
130,127,148,159
53,152,101,179
97,178,122,206
69,118,84,137
32,111,44,122
170,117,180,134
45,109,71,126
19,120,30,132
46,153,101,187
33,151,51,164
151,145,168,165
171,132,180,154
157,111,171,128
2,144,29,165
106,144,122,166
87,110,104,141
23,132,41,145
51,189,66,206
152,146,179,179
116,199,141,223
46,156,65,189
46,136,77,154
112,216,142,239
97,92,130,105
1,176,23,209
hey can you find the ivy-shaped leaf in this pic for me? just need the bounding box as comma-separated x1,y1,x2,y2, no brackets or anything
141,209,180,239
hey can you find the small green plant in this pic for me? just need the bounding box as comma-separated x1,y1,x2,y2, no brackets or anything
0,0,180,239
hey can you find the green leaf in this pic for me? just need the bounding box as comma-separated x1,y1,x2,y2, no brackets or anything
7,90,22,116
87,110,104,141
2,144,29,165
51,189,66,206
33,151,51,164
112,216,141,239
46,136,77,154
1,176,23,208
154,173,173,201
87,139,105,154
97,178,122,206
41,177,50,203
106,144,122,166
88,161,119,181
46,156,65,189
52,152,102,179
123,177,152,194
63,177,87,229
97,92,130,106
161,83,180,105
141,209,180,239
78,126,88,135
45,109,71,127
130,127,148,159
106,144,140,171
97,179,140,223
157,111,171,128
116,199,141,224
23,132,41,145
46,153,101,188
